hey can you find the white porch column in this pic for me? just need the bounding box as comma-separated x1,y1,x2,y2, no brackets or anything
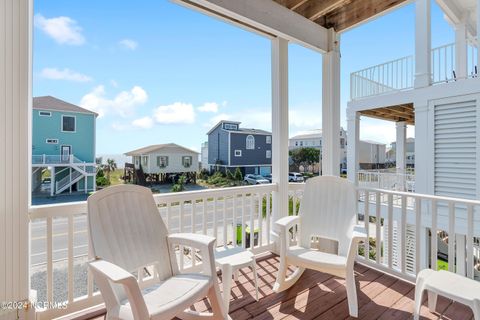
50,167,55,196
322,29,341,176
455,21,468,79
271,37,289,242
347,110,360,184
395,121,407,173
0,0,32,318
414,0,431,88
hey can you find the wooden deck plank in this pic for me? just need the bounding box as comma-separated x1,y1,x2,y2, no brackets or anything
81,256,473,320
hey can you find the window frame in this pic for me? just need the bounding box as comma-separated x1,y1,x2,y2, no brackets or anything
246,135,255,150
157,156,169,168
266,135,271,144
39,111,51,117
266,150,271,158
45,138,58,144
61,115,76,133
234,150,242,157
142,155,148,167
182,156,193,168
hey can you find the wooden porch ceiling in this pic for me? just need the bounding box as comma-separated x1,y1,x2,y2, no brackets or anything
359,103,415,125
272,0,409,32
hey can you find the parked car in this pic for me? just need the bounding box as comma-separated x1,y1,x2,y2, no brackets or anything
244,174,270,185
264,174,272,182
288,172,304,182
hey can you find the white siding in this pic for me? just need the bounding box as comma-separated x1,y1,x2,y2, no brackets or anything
145,147,199,174
434,100,477,199
0,0,31,318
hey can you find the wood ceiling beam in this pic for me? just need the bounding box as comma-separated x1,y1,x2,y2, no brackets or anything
315,0,408,32
287,0,311,10
295,0,351,21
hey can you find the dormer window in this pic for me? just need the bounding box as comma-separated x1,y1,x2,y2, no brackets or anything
246,135,255,149
224,123,238,130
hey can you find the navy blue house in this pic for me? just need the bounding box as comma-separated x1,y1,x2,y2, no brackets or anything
207,120,272,176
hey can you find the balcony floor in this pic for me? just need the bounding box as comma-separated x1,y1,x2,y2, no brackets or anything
87,255,473,320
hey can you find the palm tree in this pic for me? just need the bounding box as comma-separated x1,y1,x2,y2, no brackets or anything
102,158,117,182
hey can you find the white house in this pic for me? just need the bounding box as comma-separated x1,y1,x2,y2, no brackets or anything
387,137,415,167
200,141,209,170
125,143,199,175
289,128,385,170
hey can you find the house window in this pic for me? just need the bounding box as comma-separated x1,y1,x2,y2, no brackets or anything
246,135,255,149
142,156,148,166
182,156,192,167
300,141,303,147
46,138,58,144
295,141,298,146
266,150,271,158
224,123,238,130
266,135,271,144
134,157,140,166
39,111,51,117
234,150,242,157
62,115,76,132
157,156,168,168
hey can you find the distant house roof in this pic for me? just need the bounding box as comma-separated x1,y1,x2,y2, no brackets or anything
362,139,386,146
290,129,322,140
207,120,271,135
33,96,98,116
125,143,199,156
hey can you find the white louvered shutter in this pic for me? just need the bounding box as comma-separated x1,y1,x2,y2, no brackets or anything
434,100,477,199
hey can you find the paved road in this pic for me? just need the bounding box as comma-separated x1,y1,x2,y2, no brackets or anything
30,202,265,266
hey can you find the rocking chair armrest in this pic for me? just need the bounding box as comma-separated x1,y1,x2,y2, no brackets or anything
168,233,216,250
351,225,368,243
89,259,136,284
275,215,300,232
89,259,150,319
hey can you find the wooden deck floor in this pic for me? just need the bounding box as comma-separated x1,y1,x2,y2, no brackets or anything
88,255,473,320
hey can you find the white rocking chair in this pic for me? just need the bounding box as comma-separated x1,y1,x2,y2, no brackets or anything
87,185,229,320
273,176,367,317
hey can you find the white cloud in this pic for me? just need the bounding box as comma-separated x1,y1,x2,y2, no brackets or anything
289,110,321,128
198,102,219,113
34,14,85,45
119,39,138,50
132,116,154,129
153,102,195,124
40,68,92,82
80,85,148,118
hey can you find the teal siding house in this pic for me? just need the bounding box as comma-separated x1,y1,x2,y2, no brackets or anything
32,96,97,195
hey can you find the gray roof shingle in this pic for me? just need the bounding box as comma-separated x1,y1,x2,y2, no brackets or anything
33,96,98,116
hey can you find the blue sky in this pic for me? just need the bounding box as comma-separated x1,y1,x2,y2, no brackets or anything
33,0,454,155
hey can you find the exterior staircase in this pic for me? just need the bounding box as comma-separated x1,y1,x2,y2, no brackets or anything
55,169,84,194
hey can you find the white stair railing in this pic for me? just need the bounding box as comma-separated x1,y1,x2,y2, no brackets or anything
55,170,83,194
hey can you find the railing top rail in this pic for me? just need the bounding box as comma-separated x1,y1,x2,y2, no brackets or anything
351,54,413,75
358,186,480,206
431,42,455,51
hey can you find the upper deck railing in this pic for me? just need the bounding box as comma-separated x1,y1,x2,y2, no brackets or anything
351,42,479,100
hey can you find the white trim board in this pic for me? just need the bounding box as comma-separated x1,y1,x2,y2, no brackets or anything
171,0,329,53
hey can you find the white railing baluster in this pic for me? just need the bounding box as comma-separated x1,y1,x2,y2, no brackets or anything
213,197,217,241
47,217,53,303
233,195,238,247
258,193,264,247
250,193,255,249
415,198,422,274
364,191,370,260
266,191,271,245
67,215,74,303
431,200,438,270
387,194,393,268
202,198,207,235
223,196,227,247
192,200,196,267
400,195,407,274
466,205,474,278
179,201,184,270
241,194,245,248
448,202,455,272
375,192,381,264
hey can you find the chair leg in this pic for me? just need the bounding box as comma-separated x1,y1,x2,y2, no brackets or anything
345,268,358,318
427,291,437,313
179,285,232,320
413,277,427,320
472,301,480,320
273,257,304,293
221,265,233,314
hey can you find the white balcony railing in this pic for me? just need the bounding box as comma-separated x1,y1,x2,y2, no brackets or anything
32,154,96,166
28,182,480,319
357,170,415,192
351,42,479,100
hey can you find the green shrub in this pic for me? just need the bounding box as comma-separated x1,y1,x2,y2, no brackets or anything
199,168,209,180
96,176,110,187
226,169,235,180
96,168,105,178
234,167,243,181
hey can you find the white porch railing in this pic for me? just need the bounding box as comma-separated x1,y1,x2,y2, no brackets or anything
351,42,479,100
32,154,96,166
29,184,276,320
357,170,415,192
28,182,480,319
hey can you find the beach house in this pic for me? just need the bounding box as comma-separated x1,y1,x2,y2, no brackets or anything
32,96,97,195
207,120,272,176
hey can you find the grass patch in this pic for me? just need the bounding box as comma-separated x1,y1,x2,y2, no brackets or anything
437,259,448,271
109,169,124,186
